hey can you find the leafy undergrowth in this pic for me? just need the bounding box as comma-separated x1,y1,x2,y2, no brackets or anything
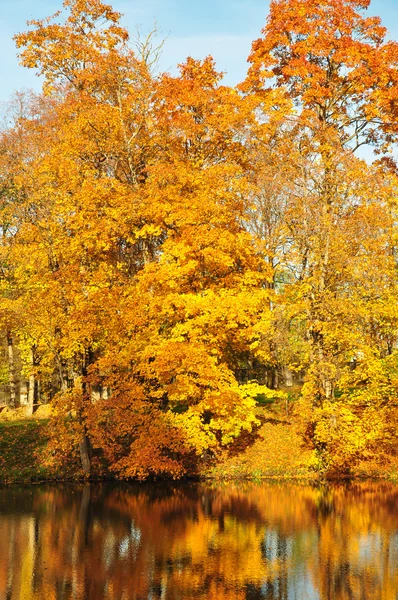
352,454,398,482
0,417,88,484
202,409,317,480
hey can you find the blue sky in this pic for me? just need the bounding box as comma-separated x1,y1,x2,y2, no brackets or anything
1,0,398,104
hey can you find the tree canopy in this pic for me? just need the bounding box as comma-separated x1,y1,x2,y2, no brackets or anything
0,0,397,478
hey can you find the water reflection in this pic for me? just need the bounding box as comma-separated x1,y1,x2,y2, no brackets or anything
0,481,397,599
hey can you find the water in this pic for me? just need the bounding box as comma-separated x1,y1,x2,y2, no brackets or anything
0,481,397,599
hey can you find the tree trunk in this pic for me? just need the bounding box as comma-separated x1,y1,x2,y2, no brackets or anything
284,368,293,387
271,367,279,390
7,334,16,408
27,347,36,416
78,348,94,475
324,379,333,400
79,435,91,476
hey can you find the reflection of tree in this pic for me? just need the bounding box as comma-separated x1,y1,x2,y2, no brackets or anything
0,483,397,599
308,484,398,600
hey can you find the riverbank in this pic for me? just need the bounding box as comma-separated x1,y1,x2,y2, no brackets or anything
0,419,51,484
1,409,397,484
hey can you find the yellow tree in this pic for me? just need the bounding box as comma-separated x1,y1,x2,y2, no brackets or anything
8,0,279,477
86,57,278,478
243,0,398,471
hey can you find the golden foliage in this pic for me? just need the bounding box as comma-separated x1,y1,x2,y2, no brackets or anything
0,0,397,477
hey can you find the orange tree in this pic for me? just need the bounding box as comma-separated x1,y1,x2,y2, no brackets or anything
4,0,280,477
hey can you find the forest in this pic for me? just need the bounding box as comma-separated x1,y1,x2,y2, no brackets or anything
0,0,398,480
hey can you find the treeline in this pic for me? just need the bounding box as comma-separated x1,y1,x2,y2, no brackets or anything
0,0,398,478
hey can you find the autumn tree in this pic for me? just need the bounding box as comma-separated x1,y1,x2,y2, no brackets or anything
2,0,279,477
243,0,398,470
1,0,397,478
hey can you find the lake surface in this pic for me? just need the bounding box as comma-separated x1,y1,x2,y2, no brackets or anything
0,482,397,599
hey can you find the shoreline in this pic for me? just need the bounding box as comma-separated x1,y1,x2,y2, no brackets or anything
1,417,397,486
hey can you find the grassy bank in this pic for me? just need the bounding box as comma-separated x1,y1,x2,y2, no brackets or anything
0,408,397,484
0,420,53,484
0,412,314,484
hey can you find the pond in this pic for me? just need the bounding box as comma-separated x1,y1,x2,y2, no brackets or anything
0,482,397,599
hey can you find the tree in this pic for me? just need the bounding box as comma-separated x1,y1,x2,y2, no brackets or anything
242,0,398,471
6,0,278,477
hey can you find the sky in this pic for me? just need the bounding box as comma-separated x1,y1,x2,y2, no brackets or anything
1,0,398,104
